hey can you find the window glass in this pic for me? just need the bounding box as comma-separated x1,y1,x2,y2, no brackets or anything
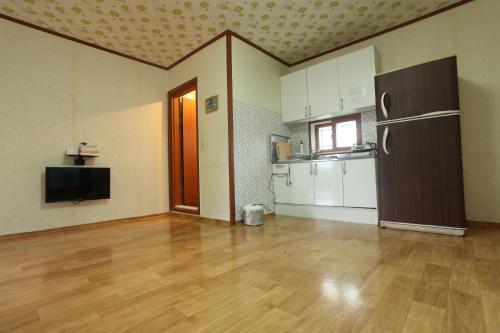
335,120,357,148
318,126,333,151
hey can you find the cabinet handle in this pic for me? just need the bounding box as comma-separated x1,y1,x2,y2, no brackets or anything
342,161,346,175
310,163,313,175
381,92,389,119
304,106,308,117
308,105,312,117
314,163,318,175
340,98,344,111
383,126,390,155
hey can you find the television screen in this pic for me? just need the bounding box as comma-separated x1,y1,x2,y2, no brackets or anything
45,167,110,203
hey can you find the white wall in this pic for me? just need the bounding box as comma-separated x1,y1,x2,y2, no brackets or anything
232,37,288,113
0,20,169,235
167,37,230,221
291,0,500,223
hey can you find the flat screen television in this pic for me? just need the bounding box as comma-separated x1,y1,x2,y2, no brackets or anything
45,167,110,203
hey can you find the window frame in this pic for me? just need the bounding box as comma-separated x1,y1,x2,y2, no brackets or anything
310,114,362,153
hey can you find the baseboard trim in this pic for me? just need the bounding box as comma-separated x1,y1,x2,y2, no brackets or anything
275,204,378,225
467,220,500,227
380,221,467,236
0,212,171,241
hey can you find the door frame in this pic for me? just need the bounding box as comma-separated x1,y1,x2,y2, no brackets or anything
168,78,200,215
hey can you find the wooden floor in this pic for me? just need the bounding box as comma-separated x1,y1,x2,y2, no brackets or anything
1,214,500,332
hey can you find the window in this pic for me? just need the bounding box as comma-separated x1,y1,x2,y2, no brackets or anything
311,114,361,152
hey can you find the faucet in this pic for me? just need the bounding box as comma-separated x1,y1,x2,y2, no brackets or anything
311,150,318,160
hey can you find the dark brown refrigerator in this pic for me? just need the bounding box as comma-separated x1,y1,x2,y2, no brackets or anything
375,56,466,236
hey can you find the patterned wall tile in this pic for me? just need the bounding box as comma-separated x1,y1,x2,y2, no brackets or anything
233,99,289,221
0,0,464,67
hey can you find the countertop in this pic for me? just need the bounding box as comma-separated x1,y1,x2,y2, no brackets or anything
273,151,377,164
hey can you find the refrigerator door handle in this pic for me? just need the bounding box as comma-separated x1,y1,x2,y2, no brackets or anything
383,126,390,155
381,92,389,119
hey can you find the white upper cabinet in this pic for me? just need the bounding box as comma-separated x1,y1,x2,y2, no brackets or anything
281,46,375,124
307,58,340,118
281,69,308,123
338,46,376,114
342,158,377,208
314,161,343,206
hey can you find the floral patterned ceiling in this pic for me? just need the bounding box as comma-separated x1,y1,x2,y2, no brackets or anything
0,0,463,68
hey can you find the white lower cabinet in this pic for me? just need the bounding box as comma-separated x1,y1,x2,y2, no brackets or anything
314,160,343,206
273,174,290,204
273,158,377,209
289,163,315,205
342,159,377,208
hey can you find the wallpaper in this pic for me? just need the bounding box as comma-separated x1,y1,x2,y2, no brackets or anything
0,0,463,67
233,99,289,221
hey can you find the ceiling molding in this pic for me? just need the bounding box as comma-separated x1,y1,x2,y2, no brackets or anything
0,0,475,72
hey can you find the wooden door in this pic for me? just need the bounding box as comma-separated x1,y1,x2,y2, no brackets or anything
377,116,465,228
168,78,199,215
171,97,184,206
375,56,459,122
182,97,199,207
307,58,340,118
281,69,308,123
314,160,343,206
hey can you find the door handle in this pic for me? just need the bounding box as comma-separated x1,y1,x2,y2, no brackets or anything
381,92,389,119
383,126,390,155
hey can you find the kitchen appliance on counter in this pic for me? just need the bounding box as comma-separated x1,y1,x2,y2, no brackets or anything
375,56,466,236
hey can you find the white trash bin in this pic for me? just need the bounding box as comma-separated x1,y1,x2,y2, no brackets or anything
242,204,266,226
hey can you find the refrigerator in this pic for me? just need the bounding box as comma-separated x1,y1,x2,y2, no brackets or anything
375,56,466,236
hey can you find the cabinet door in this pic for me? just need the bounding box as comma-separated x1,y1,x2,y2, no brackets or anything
281,69,308,123
289,163,315,205
273,175,290,204
307,58,340,118
375,56,459,122
314,161,343,206
343,159,377,208
338,46,376,114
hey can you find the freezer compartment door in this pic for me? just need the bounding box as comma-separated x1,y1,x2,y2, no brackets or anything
375,56,459,122
377,115,465,228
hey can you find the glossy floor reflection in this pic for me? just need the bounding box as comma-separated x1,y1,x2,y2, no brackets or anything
0,214,499,332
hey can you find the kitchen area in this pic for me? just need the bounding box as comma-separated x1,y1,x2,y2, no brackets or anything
270,46,380,225
234,44,466,235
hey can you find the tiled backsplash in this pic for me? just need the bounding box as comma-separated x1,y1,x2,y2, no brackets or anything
233,99,289,221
